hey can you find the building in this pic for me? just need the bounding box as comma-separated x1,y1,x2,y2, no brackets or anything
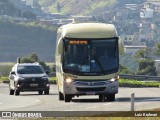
124,45,147,54
71,16,92,22
155,60,160,71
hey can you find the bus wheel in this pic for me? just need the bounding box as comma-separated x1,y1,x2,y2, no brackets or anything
59,91,64,100
15,90,20,96
64,94,72,102
107,94,115,101
99,95,106,102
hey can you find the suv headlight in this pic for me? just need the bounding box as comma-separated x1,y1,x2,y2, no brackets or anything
18,77,25,80
41,76,49,80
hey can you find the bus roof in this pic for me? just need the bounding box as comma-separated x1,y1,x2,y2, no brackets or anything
59,23,118,39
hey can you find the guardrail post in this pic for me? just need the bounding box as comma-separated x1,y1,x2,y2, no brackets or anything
131,93,135,111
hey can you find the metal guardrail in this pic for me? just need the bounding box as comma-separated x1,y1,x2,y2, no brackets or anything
120,74,160,82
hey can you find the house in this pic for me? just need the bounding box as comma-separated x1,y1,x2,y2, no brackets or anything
71,16,92,22
121,35,134,45
124,45,147,54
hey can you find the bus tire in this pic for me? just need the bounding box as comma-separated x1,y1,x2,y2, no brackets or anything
107,94,115,101
59,91,64,100
15,90,20,96
64,94,72,102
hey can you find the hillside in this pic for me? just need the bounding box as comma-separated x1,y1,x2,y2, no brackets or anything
0,19,57,62
38,0,117,15
38,0,146,15
0,0,20,16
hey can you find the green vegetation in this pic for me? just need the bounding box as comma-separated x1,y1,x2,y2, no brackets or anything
0,64,13,77
84,0,116,15
119,79,160,87
38,0,118,15
20,53,51,71
0,77,8,82
134,49,157,76
0,18,57,62
120,54,138,73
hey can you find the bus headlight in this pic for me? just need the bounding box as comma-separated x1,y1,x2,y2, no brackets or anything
111,75,119,82
111,78,116,82
65,78,72,83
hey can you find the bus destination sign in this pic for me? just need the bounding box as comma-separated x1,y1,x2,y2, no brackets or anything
69,40,88,44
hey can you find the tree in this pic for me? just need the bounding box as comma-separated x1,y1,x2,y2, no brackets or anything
20,53,50,71
29,53,39,62
154,44,160,57
134,49,157,76
22,11,36,20
134,48,151,59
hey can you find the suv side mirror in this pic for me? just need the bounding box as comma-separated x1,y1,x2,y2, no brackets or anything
10,71,16,75
46,71,50,74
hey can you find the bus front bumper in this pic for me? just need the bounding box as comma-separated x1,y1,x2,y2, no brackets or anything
63,80,118,95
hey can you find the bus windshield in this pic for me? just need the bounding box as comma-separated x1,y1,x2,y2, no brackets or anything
63,38,119,75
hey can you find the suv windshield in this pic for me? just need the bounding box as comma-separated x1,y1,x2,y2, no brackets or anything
17,65,45,74
63,38,119,75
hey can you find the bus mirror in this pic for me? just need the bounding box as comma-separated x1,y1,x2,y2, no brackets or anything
118,37,124,55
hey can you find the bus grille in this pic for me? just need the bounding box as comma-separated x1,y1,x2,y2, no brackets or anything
76,87,105,92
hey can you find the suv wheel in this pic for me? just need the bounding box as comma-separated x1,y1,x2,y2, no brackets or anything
15,90,20,96
10,89,14,95
107,94,115,101
59,91,64,101
44,89,49,95
99,95,106,102
38,91,43,95
64,94,72,102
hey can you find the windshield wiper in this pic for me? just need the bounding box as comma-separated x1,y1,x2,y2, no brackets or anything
94,56,105,75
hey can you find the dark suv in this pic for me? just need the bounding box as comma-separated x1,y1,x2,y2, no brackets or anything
9,63,50,95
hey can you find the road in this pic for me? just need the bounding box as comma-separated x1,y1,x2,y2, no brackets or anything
0,83,160,112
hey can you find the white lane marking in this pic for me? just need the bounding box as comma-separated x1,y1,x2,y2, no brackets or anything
49,90,58,92
35,100,41,103
103,103,112,106
85,106,98,110
65,110,74,111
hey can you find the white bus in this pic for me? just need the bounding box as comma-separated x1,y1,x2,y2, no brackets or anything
55,23,124,102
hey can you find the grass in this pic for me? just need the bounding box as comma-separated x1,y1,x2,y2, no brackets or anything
49,77,57,84
0,77,8,82
119,79,160,87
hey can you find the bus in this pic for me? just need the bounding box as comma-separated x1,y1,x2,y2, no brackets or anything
55,23,124,102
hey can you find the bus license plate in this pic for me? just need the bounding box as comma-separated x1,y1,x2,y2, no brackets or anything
30,84,38,87
86,92,95,95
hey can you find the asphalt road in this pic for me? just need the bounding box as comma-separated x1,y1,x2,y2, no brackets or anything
0,83,160,112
